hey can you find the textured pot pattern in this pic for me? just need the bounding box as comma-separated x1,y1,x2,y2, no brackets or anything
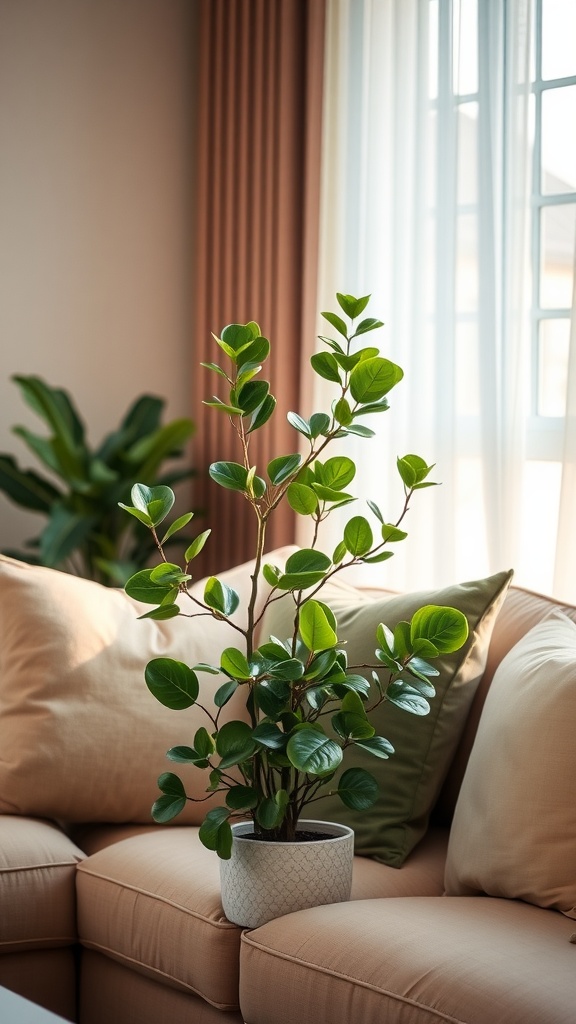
220,819,354,928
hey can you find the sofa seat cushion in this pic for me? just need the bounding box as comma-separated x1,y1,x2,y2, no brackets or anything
76,828,242,1011
240,896,576,1024
0,816,84,953
351,827,448,900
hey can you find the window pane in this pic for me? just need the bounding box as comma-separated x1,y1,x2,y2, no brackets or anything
456,213,478,311
517,462,562,595
540,203,576,308
428,0,439,100
542,0,576,81
455,322,480,415
542,86,576,194
457,102,478,204
538,318,570,416
453,0,478,96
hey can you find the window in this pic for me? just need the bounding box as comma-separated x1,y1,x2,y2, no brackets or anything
318,0,576,597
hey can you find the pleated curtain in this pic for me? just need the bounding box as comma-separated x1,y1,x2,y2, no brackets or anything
193,0,326,576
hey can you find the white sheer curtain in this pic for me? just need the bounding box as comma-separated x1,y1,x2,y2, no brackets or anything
309,0,575,599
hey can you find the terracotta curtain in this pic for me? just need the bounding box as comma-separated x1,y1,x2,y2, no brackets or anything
193,0,326,576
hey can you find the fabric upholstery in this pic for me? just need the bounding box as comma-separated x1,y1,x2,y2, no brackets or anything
437,585,576,819
80,950,244,1024
260,569,513,865
240,896,576,1024
444,614,576,918
76,828,242,1010
0,549,293,824
0,816,84,952
0,949,78,1022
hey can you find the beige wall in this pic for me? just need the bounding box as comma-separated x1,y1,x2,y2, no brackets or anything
0,0,198,552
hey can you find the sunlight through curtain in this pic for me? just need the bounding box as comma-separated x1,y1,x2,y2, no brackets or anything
311,0,575,599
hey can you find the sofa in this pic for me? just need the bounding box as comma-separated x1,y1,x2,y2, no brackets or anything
0,549,574,1024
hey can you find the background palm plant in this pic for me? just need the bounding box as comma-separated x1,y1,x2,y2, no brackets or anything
0,375,195,584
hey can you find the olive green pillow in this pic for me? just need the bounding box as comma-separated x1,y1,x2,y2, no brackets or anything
259,570,513,866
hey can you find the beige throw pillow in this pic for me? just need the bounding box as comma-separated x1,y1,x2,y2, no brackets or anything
259,570,513,866
444,613,576,919
0,549,294,824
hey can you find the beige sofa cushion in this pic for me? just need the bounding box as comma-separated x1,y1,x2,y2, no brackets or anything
445,614,576,918
76,828,241,1011
0,550,292,824
240,896,576,1024
260,570,512,865
0,816,84,953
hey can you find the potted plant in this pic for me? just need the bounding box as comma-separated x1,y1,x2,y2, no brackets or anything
0,377,196,584
120,293,468,927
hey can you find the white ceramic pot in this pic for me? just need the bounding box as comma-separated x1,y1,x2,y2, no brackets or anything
219,819,354,928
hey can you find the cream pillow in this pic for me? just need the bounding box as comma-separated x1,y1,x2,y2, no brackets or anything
0,549,294,824
444,613,576,919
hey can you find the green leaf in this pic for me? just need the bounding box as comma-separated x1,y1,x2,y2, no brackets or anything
166,745,209,767
349,357,403,403
126,420,194,479
184,529,211,562
386,682,430,716
353,317,385,336
152,773,187,823
309,413,331,437
311,352,342,384
336,767,379,809
321,310,348,337
332,540,347,564
161,512,194,544
238,335,270,367
124,568,174,604
208,461,248,492
214,679,239,707
13,374,85,451
331,710,375,741
410,605,469,654
336,293,371,319
220,323,255,353
299,600,338,653
287,411,312,438
344,423,376,438
287,482,318,515
322,456,356,490
199,807,233,858
382,523,408,542
248,394,276,433
145,658,199,709
367,500,384,523
216,721,257,769
226,786,258,811
237,380,270,415
252,723,288,750
203,397,244,416
397,454,435,488
285,549,331,574
204,577,240,616
130,483,175,526
39,506,95,567
220,647,252,680
256,790,289,830
254,678,291,717
149,562,189,586
343,515,373,556
262,562,283,586
286,729,342,776
354,736,395,759
0,455,61,511
333,397,353,425
267,453,302,485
